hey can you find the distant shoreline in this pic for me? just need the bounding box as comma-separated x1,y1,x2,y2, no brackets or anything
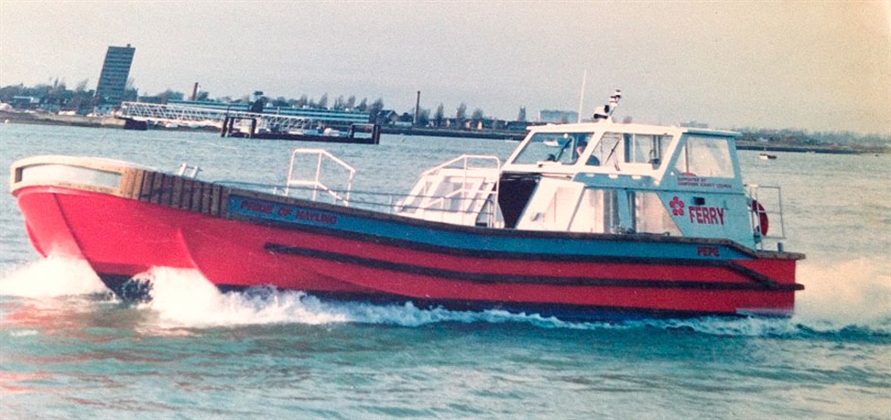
734,141,867,155
1,110,884,154
381,126,525,141
1,110,124,129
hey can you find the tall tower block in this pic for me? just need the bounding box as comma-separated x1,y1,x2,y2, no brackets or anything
95,44,135,109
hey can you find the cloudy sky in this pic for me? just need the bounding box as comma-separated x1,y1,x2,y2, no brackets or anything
1,1,889,134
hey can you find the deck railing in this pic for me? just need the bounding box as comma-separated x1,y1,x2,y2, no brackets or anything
283,149,356,206
394,154,502,227
746,184,787,250
219,152,502,227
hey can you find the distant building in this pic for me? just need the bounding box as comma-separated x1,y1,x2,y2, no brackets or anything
95,44,135,111
11,96,40,110
680,121,709,129
539,109,579,124
374,110,399,125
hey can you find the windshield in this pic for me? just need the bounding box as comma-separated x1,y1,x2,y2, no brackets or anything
674,136,735,178
511,132,594,165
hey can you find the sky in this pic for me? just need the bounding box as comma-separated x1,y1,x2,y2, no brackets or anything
1,1,889,135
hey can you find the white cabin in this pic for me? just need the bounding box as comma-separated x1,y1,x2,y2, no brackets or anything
398,120,782,251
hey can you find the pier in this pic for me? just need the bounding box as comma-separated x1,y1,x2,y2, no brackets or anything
116,101,380,144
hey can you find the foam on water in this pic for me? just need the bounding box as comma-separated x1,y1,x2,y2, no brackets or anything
0,257,108,298
794,256,891,327
2,257,889,339
628,257,891,339
140,266,350,327
139,266,570,329
123,257,891,338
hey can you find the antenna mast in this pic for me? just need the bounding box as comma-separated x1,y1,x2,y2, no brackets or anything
576,70,587,123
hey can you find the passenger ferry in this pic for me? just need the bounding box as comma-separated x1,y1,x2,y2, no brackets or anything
10,92,804,320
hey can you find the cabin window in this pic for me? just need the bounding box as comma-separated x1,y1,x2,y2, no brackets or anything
513,133,594,165
634,192,681,236
587,133,623,167
569,189,630,233
570,190,681,235
517,178,584,231
536,185,581,229
623,134,671,166
674,136,735,178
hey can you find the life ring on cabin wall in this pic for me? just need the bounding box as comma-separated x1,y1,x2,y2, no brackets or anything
751,200,769,235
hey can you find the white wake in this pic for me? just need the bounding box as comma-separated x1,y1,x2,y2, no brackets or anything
2,256,888,336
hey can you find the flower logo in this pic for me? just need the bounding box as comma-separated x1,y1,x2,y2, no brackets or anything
669,196,685,216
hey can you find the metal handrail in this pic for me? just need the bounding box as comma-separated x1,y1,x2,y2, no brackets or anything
414,155,501,206
745,184,786,249
397,154,502,226
284,149,356,205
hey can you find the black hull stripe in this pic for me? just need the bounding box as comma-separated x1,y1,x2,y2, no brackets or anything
232,212,799,290
264,243,801,291
99,274,782,320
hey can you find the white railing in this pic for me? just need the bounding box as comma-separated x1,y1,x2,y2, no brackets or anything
118,102,369,133
226,150,505,228
395,155,502,227
118,102,231,128
284,149,356,205
746,184,786,249
176,163,202,178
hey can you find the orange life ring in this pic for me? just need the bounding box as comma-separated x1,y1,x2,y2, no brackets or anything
752,200,769,235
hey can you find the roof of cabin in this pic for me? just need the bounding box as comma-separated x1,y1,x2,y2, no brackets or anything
528,121,739,138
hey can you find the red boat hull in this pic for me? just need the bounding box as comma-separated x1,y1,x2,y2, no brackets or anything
180,213,797,316
13,181,802,319
14,186,197,274
13,186,369,294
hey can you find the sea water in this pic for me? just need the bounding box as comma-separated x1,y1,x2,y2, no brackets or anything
0,124,888,419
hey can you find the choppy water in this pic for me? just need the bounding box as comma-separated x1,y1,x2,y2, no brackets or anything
1,124,889,419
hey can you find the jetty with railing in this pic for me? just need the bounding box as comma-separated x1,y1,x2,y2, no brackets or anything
116,101,380,144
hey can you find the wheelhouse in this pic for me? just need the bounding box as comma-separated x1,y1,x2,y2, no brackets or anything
493,121,779,250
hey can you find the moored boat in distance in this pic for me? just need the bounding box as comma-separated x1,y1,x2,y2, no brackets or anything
224,121,382,144
9,91,804,320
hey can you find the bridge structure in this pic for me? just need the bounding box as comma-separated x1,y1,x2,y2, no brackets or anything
117,101,371,134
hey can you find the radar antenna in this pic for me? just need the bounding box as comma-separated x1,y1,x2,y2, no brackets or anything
592,89,622,122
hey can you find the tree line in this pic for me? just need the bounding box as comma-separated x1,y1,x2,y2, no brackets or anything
3,81,884,146
736,127,890,148
0,81,531,127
